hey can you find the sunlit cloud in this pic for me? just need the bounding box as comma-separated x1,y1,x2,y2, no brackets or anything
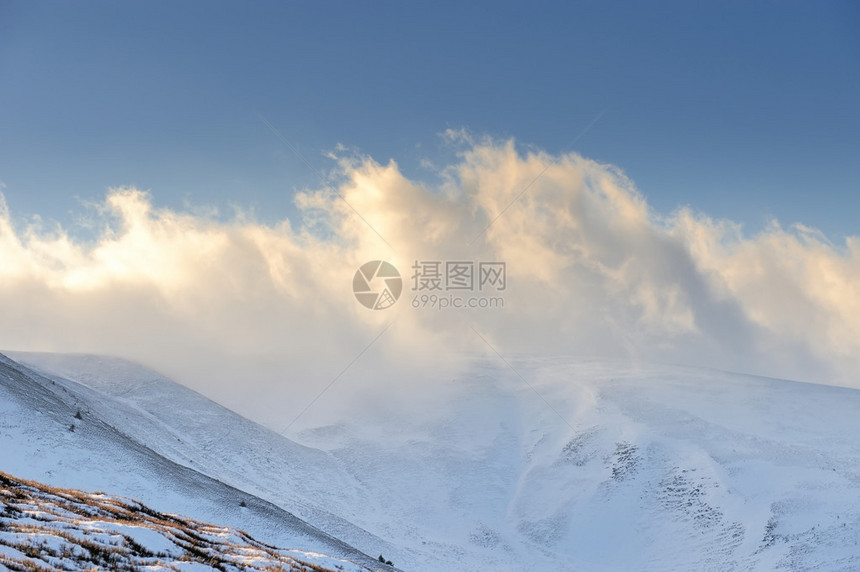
1,136,857,428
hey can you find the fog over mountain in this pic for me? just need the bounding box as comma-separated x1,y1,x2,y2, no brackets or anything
1,139,858,429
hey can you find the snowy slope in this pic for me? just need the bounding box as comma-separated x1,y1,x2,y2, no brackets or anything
0,353,389,572
9,351,860,571
3,351,405,567
0,471,371,571
294,357,860,571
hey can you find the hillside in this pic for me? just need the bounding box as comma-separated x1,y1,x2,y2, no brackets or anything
0,353,389,571
6,351,860,570
0,470,371,571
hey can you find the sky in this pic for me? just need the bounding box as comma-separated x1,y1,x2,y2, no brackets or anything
0,1,859,427
2,1,858,236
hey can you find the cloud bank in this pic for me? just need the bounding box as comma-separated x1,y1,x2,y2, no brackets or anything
1,135,858,428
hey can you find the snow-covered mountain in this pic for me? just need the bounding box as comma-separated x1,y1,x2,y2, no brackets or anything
0,352,389,571
0,470,371,571
4,350,860,570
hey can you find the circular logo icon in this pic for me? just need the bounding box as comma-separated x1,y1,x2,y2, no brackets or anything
353,260,402,310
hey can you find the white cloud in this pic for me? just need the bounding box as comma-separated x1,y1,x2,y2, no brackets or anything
0,137,857,428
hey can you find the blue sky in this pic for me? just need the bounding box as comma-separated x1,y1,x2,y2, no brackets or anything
1,1,858,238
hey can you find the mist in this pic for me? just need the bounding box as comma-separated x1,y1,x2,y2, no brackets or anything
1,135,857,430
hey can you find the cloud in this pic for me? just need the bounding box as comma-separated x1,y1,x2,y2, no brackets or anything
0,137,857,428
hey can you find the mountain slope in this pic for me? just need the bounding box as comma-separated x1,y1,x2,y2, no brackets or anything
9,351,860,571
0,353,388,571
0,470,372,572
